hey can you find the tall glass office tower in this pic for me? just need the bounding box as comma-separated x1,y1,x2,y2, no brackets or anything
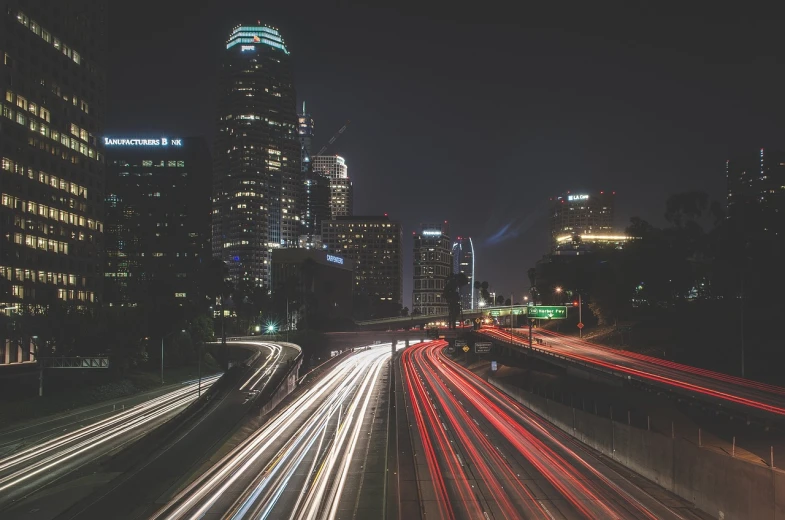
452,236,475,310
212,24,301,288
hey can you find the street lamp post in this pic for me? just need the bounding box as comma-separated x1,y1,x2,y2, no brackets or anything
578,293,582,339
509,293,514,344
161,329,185,385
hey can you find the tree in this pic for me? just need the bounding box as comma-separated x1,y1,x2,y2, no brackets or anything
504,298,511,306
476,281,491,306
527,267,538,302
495,294,505,306
401,306,409,317
442,273,466,329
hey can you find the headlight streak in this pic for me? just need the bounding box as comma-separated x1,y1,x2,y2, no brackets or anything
239,343,283,391
152,343,402,520
0,375,220,501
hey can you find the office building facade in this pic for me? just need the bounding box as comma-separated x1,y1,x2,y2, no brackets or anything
103,137,211,309
549,191,615,248
270,248,353,328
301,169,330,238
298,101,314,174
313,155,353,218
727,149,785,237
212,24,301,289
451,236,475,310
0,1,107,363
413,222,452,316
321,215,402,316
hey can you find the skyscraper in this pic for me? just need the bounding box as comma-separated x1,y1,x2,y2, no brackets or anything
301,170,331,239
313,155,353,218
212,24,301,289
321,216,402,317
103,136,211,309
727,149,785,237
298,102,314,174
549,191,615,249
1,1,107,365
413,222,452,316
452,236,475,310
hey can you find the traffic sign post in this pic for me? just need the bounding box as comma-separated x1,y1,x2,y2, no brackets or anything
577,322,584,329
475,342,492,354
462,345,470,353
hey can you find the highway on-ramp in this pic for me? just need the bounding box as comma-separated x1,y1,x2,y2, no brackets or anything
481,327,785,418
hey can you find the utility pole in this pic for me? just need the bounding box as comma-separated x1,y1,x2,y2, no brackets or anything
286,299,290,343
578,293,582,339
740,275,745,378
509,293,514,344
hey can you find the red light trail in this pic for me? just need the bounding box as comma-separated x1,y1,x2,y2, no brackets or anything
401,340,688,519
480,328,785,416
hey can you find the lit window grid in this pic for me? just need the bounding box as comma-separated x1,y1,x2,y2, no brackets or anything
2,157,88,199
15,11,84,67
1,194,103,231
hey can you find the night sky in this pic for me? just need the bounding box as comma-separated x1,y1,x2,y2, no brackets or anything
107,1,785,307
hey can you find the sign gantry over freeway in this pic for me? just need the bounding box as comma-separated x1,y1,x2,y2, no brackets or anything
525,306,568,319
483,305,569,319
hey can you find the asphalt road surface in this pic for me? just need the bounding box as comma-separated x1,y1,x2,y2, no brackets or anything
0,374,220,515
401,340,711,520
151,342,412,520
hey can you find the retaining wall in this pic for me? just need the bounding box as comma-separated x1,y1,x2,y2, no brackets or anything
489,377,785,520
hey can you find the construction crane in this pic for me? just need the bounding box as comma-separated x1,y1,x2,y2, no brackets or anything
315,120,350,156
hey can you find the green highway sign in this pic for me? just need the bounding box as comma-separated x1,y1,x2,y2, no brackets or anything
512,309,523,315
527,305,568,319
490,310,501,316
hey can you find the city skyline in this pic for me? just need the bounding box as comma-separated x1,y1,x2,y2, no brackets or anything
1,4,784,519
103,2,785,303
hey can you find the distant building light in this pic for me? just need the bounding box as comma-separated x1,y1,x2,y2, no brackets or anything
555,234,635,243
241,45,255,51
567,194,589,201
326,254,344,265
422,230,441,236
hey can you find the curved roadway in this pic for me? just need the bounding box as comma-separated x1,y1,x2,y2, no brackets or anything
480,327,785,417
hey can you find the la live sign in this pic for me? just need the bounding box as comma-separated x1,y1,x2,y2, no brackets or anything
103,137,183,147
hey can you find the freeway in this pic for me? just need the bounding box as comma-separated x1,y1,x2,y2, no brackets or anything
151,342,405,520
0,374,221,512
480,327,785,417
402,340,707,520
45,341,295,520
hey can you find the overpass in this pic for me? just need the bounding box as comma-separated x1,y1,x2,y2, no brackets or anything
353,305,545,330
